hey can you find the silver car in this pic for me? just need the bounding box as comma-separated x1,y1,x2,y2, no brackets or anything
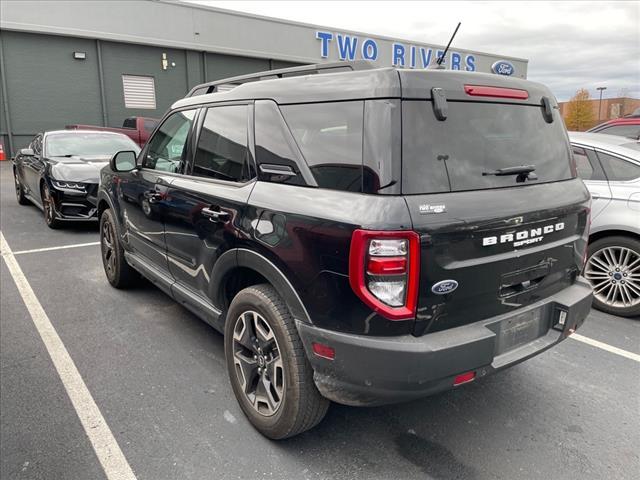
569,132,640,317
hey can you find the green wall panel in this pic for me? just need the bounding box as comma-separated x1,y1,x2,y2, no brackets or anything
204,52,270,82
1,31,102,137
100,41,189,127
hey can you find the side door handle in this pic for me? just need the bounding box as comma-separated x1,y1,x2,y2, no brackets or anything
202,207,230,223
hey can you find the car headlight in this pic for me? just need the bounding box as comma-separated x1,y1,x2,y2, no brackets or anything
51,180,87,191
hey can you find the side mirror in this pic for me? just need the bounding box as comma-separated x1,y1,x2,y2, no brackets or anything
110,150,137,172
20,148,34,157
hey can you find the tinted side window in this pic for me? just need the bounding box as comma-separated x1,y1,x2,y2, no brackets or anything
598,125,640,139
144,109,196,172
597,151,640,181
192,105,251,182
281,101,364,192
572,146,593,180
255,100,306,186
123,117,136,129
363,99,401,194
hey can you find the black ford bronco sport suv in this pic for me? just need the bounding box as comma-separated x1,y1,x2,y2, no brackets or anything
98,62,593,439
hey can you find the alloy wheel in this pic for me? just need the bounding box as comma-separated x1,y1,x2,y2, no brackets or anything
232,310,285,417
43,186,54,223
101,218,116,277
585,246,640,309
14,175,21,200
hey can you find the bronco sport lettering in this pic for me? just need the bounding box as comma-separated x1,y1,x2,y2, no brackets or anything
482,222,566,247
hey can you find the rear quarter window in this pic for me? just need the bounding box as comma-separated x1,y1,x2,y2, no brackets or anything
402,101,574,193
281,101,364,192
596,151,640,181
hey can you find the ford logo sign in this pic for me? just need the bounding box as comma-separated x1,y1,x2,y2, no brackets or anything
431,280,459,295
491,60,515,76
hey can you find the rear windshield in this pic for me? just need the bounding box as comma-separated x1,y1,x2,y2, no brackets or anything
402,101,573,194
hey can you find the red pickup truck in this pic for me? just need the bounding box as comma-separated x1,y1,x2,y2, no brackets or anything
66,117,158,147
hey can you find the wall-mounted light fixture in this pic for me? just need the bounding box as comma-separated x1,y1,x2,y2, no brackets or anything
73,51,87,60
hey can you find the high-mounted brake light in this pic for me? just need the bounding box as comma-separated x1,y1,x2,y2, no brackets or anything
349,230,420,320
464,85,529,100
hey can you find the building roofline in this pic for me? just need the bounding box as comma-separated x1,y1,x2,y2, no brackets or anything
175,0,529,63
0,0,528,64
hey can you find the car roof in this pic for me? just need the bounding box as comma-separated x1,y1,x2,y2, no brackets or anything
569,131,640,160
44,129,132,137
171,67,554,110
592,117,640,128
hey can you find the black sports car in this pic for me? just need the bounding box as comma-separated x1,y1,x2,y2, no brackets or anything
13,130,140,228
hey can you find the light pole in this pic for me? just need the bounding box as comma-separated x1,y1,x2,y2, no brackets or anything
597,86,607,121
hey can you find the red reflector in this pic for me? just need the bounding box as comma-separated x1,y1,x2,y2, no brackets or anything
464,85,529,100
312,342,335,360
453,371,476,386
367,256,407,275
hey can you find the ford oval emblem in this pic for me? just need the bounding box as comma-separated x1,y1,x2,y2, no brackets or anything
431,280,459,295
491,60,515,76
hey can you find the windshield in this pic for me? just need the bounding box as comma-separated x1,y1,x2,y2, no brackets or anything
402,101,574,193
46,133,140,157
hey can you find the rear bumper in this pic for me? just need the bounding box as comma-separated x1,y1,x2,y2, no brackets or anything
297,278,593,406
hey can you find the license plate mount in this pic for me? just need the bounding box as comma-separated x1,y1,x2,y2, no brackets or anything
496,307,547,355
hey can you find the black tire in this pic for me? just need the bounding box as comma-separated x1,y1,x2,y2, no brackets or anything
585,235,640,318
41,183,61,229
224,284,329,439
100,208,136,289
14,170,29,205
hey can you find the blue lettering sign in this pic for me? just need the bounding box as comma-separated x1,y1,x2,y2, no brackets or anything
451,52,462,70
436,50,445,66
337,34,358,61
362,38,378,61
465,54,476,71
410,46,417,68
420,48,433,68
393,43,406,66
316,31,333,58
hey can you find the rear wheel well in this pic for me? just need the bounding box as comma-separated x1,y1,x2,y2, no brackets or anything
589,229,639,244
222,267,269,310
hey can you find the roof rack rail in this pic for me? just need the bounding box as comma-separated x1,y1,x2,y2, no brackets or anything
185,60,375,97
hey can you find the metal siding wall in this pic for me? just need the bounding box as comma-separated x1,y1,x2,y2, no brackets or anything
1,31,102,151
185,50,203,91
100,41,189,127
0,30,302,156
204,52,270,82
271,60,303,70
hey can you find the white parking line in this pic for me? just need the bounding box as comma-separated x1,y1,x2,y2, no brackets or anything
570,333,640,363
12,241,100,256
0,232,137,480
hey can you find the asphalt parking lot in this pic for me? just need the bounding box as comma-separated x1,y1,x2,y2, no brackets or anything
0,161,638,480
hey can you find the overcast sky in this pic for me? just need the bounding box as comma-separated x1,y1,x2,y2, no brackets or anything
190,1,639,102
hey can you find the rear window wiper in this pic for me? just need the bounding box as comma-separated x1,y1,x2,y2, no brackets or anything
482,165,536,176
482,165,537,182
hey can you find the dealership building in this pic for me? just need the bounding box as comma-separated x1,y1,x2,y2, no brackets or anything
0,0,528,157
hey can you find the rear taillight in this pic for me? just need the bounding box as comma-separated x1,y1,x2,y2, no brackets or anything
349,230,420,320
